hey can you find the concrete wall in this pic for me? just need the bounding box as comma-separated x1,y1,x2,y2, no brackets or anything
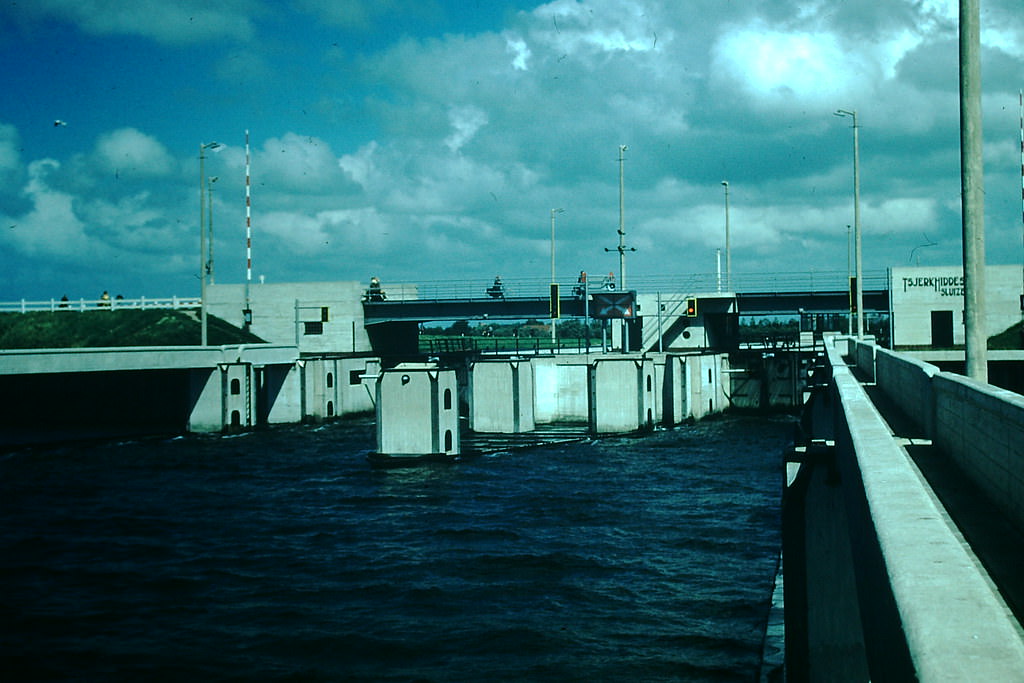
301,357,380,422
376,364,459,456
786,338,1024,678
532,356,592,423
688,353,728,419
874,347,938,438
588,357,655,434
658,354,687,426
854,338,1024,534
469,359,535,433
206,281,374,354
933,372,1024,532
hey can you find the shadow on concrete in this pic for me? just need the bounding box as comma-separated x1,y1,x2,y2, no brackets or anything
858,370,1024,627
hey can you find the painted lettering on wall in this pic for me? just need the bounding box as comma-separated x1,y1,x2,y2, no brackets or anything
901,275,964,297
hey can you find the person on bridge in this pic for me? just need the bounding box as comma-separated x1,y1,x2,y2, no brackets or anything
487,276,505,299
601,272,616,290
366,276,386,302
574,271,587,297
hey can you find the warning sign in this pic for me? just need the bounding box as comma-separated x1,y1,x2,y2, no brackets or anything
591,291,636,319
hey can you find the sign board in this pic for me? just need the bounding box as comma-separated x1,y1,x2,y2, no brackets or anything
591,291,636,319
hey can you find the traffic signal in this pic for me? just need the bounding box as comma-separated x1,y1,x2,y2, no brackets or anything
685,297,697,317
549,283,560,319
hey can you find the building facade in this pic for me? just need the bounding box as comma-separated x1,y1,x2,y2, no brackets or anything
889,265,1023,348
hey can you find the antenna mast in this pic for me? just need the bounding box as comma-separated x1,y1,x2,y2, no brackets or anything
244,130,253,329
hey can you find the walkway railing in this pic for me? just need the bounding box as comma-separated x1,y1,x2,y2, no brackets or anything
370,269,889,303
0,296,201,313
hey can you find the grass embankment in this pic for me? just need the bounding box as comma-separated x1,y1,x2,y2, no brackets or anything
0,309,265,349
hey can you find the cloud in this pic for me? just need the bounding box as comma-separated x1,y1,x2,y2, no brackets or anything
94,128,176,177
444,106,489,153
13,0,255,44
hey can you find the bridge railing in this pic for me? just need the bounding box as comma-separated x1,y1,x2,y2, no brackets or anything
374,270,889,302
0,296,202,313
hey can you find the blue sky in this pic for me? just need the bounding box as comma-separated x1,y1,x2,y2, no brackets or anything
1,0,1022,301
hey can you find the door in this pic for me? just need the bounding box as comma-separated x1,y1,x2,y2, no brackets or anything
930,310,954,348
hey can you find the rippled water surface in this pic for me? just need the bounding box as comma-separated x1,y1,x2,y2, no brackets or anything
2,414,791,681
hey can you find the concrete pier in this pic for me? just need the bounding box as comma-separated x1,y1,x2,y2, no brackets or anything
469,359,535,433
589,356,655,434
375,363,459,460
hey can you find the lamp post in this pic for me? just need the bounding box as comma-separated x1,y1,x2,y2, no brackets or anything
834,109,863,338
721,180,731,291
847,224,852,335
550,207,564,344
199,141,221,346
207,176,218,285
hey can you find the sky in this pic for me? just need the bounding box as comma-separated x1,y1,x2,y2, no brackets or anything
1,0,1023,302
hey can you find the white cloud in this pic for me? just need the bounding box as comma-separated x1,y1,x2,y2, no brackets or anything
505,36,531,71
94,128,176,177
712,25,868,107
6,159,91,257
444,106,489,153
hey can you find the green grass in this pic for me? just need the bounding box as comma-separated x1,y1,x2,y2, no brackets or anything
0,309,265,349
988,322,1024,351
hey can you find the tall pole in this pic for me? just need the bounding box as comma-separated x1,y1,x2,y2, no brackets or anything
835,109,863,338
199,143,208,347
244,130,252,329
550,207,563,344
1019,90,1023,315
207,176,218,284
847,224,853,335
960,0,987,381
721,180,731,291
198,141,219,346
618,144,628,288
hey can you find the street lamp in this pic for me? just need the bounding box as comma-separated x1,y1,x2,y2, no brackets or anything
207,176,219,285
834,109,863,338
199,141,221,346
550,207,564,344
721,180,731,291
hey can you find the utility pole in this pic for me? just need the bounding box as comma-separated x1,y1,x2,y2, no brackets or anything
605,145,635,351
960,0,987,382
835,109,863,338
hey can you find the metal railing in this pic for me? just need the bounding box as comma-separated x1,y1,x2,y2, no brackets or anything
368,270,888,303
0,296,201,313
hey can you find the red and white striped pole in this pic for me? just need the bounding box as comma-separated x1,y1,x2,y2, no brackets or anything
244,129,253,328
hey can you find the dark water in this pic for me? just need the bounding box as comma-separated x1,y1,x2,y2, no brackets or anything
1,415,792,682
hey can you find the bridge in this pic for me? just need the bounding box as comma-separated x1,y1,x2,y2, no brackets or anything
361,271,889,354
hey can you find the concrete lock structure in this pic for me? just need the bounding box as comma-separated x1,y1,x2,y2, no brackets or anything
589,357,655,434
300,357,380,422
469,359,535,433
375,363,459,459
532,356,594,423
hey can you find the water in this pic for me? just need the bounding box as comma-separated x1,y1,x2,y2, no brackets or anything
1,414,792,682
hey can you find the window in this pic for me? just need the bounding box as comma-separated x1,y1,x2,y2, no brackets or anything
326,372,334,388
444,388,452,410
304,321,323,335
349,369,362,385
230,378,241,395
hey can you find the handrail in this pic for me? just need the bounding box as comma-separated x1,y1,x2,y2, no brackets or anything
0,296,201,313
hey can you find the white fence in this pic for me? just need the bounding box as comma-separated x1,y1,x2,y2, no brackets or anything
0,296,201,313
